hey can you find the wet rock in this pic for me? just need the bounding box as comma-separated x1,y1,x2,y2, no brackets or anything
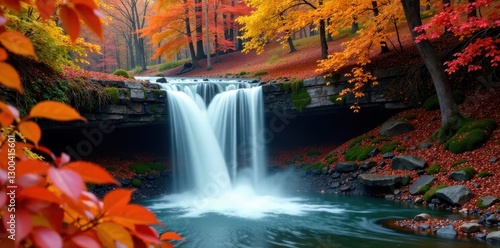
414,197,424,204
414,213,431,221
449,170,474,181
378,161,386,167
147,174,157,181
118,178,131,186
436,225,457,237
330,182,340,188
416,170,426,176
418,223,430,230
409,146,417,151
393,189,400,195
339,185,351,192
391,155,427,170
486,231,500,243
418,142,432,149
409,175,435,195
368,148,380,157
358,174,401,187
379,120,414,137
335,162,358,173
331,172,341,179
385,194,394,200
476,233,487,239
486,215,499,224
431,198,441,205
369,168,377,173
350,173,358,179
360,161,377,170
321,166,329,174
490,157,499,163
436,185,474,205
479,196,499,208
460,223,480,233
382,152,395,159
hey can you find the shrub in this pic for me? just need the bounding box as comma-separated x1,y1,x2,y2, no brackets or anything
113,68,131,78
426,163,441,175
344,145,376,161
422,91,465,111
452,167,476,178
158,59,189,71
451,159,468,167
326,156,338,164
380,142,401,153
143,162,166,171
134,65,142,74
104,87,120,102
129,163,152,174
132,178,142,187
424,184,447,202
478,172,493,178
307,150,322,157
349,135,375,148
304,162,326,170
253,71,268,77
371,137,391,144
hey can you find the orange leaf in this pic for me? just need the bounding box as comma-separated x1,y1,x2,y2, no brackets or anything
95,222,133,248
131,225,160,244
59,5,80,45
0,48,7,61
103,189,133,213
28,100,86,122
107,204,161,226
0,112,14,127
70,0,98,9
160,242,175,248
2,0,21,12
36,0,56,21
160,232,183,241
0,62,22,93
16,160,50,176
74,4,102,38
18,121,41,146
18,186,63,204
64,161,119,185
0,31,37,59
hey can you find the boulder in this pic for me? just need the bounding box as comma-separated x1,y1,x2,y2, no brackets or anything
480,196,500,208
409,175,436,195
368,148,380,157
436,185,474,205
448,170,474,181
414,213,431,221
486,231,500,244
360,161,377,170
379,120,414,137
391,155,427,170
358,174,402,187
156,77,167,83
335,162,358,173
460,223,480,233
436,225,457,237
382,152,395,159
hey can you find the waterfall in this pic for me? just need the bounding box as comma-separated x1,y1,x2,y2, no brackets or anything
159,81,265,194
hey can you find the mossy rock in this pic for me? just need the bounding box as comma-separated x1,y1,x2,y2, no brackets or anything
422,91,465,111
104,87,120,102
132,178,142,187
444,129,489,154
129,162,165,175
304,162,326,170
451,159,468,167
293,154,303,162
424,184,447,202
380,142,401,153
113,69,131,78
449,167,476,181
349,135,375,148
344,145,376,161
426,163,441,175
478,172,493,178
401,174,412,186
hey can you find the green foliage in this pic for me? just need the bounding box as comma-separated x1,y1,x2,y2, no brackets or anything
380,142,401,153
477,198,488,210
157,59,190,71
326,156,338,164
344,145,376,161
424,184,447,202
283,80,311,111
134,66,143,74
395,146,407,152
113,69,131,78
283,79,303,94
371,137,391,144
445,129,490,154
238,71,249,76
129,162,166,175
325,153,335,160
416,183,431,194
152,89,165,99
104,87,120,103
306,150,322,157
329,94,345,105
426,163,441,175
478,172,493,178
457,118,497,135
402,174,412,186
132,178,142,188
349,135,375,148
293,154,303,161
253,71,268,77
451,159,468,167
304,162,326,170
422,91,465,111
452,167,476,178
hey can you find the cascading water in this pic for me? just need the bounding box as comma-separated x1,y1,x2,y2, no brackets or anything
158,81,266,193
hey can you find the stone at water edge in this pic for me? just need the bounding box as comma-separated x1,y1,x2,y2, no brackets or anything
409,175,435,195
391,155,427,170
436,185,474,206
335,162,358,173
357,174,402,187
436,225,457,237
360,161,377,170
486,231,500,244
460,223,480,233
414,213,431,221
379,120,414,137
479,196,499,208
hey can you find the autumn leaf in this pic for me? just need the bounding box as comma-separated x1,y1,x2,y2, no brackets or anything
160,232,183,241
74,4,102,38
0,112,14,127
18,186,63,204
0,48,7,61
0,31,37,59
59,5,80,44
0,62,22,93
132,225,161,244
1,0,22,12
28,100,86,122
64,161,119,185
70,0,98,9
71,234,101,248
36,0,56,21
31,226,62,248
47,167,84,201
106,204,161,226
96,222,133,248
103,189,133,213
18,121,41,146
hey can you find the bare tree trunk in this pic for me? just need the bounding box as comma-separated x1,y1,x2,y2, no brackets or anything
287,37,297,53
401,0,461,139
319,19,328,59
372,1,390,53
467,0,477,19
195,0,206,59
351,16,359,34
184,0,199,68
204,0,211,69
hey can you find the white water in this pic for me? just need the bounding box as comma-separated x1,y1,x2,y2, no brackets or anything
156,79,343,219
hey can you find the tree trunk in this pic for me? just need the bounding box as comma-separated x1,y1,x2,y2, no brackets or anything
195,0,206,59
204,0,211,69
326,19,333,42
372,1,390,54
184,1,199,68
401,0,461,131
287,36,297,53
319,19,328,59
351,20,359,34
467,0,477,19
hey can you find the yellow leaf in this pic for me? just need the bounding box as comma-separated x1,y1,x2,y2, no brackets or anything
28,100,86,122
0,31,37,59
96,222,133,248
18,121,41,147
59,5,80,45
0,62,22,93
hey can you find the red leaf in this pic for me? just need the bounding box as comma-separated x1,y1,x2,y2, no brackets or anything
59,5,80,45
64,161,119,185
36,0,56,20
74,4,102,38
31,226,62,248
71,234,101,248
48,167,84,201
18,186,63,204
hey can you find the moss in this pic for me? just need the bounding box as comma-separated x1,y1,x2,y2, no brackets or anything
424,184,447,202
113,69,131,78
422,91,465,111
477,198,488,210
329,94,345,105
154,114,161,121
426,163,441,175
349,135,375,148
344,145,376,161
104,87,120,103
132,178,142,187
451,159,468,167
401,174,412,186
129,162,165,174
380,142,401,153
253,71,268,77
152,89,165,99
416,183,431,194
395,146,407,152
123,89,131,97
283,80,311,111
238,71,249,76
306,150,322,157
293,154,303,162
478,172,493,178
444,128,489,154
452,167,476,178
325,153,336,160
326,156,338,164
304,162,326,170
456,118,497,135
371,137,391,144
